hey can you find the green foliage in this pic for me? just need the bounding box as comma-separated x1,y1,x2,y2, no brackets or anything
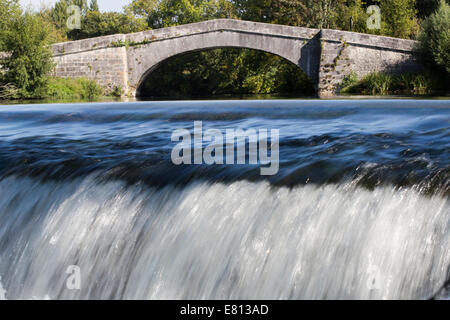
334,0,368,32
138,48,314,98
126,0,158,19
46,77,82,99
296,0,351,29
377,0,419,39
233,0,366,29
340,71,359,89
78,11,148,39
417,0,450,74
48,0,147,41
128,0,237,29
38,7,69,44
79,78,103,99
111,85,123,97
416,0,450,18
46,77,105,100
51,0,88,32
89,0,99,12
0,9,54,99
233,0,421,38
363,72,392,95
341,71,442,95
0,0,21,51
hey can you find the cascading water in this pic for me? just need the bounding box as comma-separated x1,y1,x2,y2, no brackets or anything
0,100,448,300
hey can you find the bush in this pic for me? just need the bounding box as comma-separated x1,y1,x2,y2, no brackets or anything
340,71,441,95
0,10,54,99
45,77,105,100
79,78,103,100
46,77,80,99
391,72,435,94
340,72,359,90
362,72,392,95
417,0,450,74
111,85,123,97
379,0,420,39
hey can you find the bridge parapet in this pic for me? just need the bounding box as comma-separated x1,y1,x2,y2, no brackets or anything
320,29,416,52
51,34,126,56
125,19,319,45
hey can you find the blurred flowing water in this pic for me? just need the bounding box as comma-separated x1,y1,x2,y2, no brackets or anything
0,99,448,300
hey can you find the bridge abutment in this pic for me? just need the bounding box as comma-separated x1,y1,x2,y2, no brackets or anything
316,29,422,97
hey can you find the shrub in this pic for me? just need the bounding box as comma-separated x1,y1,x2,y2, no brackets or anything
392,72,416,91
340,72,358,90
391,72,435,94
79,78,103,100
410,73,432,94
46,77,81,99
0,10,54,99
45,77,105,100
379,0,420,39
362,72,392,95
111,85,123,97
340,71,439,95
416,0,450,74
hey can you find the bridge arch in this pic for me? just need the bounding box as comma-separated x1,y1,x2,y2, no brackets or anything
125,20,321,97
135,47,315,98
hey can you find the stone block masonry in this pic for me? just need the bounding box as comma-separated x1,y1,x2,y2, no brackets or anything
317,29,421,97
52,34,129,94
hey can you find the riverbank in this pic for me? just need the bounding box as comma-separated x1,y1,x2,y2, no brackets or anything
0,77,122,102
2,95,450,106
1,72,448,105
339,71,449,96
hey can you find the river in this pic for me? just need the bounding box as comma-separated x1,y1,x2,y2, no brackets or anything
0,99,448,299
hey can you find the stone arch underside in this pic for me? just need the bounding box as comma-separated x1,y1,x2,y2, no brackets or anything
126,29,321,97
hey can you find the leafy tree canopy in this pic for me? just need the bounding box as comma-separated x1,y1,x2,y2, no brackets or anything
417,0,450,74
0,9,54,98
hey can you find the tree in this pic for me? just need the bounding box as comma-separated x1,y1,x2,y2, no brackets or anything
38,5,69,44
416,0,450,18
378,0,419,38
89,0,99,12
417,0,450,74
0,0,21,49
127,0,236,29
48,0,147,40
333,0,368,32
233,0,367,30
0,10,54,98
126,0,159,19
79,11,148,38
51,0,88,29
49,0,89,40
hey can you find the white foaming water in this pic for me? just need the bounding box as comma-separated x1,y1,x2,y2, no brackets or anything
0,277,7,300
0,176,448,300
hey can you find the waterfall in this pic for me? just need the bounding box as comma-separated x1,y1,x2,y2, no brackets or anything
0,175,448,300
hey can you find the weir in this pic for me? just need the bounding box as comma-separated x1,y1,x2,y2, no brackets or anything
0,100,448,299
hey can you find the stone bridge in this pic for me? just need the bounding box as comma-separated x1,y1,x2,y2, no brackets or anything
51,19,421,97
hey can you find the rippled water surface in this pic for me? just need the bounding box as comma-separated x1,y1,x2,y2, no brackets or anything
0,99,448,299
